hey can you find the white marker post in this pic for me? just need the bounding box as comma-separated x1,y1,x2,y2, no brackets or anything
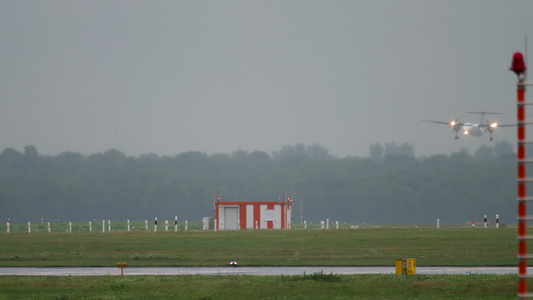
28,222,31,233
102,220,105,233
6,222,10,233
437,219,440,229
185,220,188,231
48,222,51,233
304,220,307,230
321,221,325,229
326,219,329,230
496,215,499,228
175,216,178,232
484,215,487,228
145,220,148,231
127,219,130,232
336,221,339,229
89,221,92,232
108,220,111,232
154,217,158,233
69,222,72,233
165,220,169,231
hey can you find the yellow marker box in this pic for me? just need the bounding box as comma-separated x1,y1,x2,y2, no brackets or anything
395,258,416,276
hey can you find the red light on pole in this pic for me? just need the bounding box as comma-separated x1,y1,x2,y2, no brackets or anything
510,52,527,78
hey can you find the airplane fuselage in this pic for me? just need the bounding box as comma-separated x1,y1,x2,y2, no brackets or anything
462,123,484,137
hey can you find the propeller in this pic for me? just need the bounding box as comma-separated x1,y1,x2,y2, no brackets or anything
450,118,460,140
486,119,498,141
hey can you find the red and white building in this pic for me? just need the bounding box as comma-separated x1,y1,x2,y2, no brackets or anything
215,199,292,230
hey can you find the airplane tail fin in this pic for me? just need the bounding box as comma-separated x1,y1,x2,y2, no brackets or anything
466,111,500,124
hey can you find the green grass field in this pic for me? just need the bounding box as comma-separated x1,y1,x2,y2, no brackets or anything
0,226,520,299
0,274,517,300
0,226,517,267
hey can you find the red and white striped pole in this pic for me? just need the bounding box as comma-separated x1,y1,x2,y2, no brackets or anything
511,50,528,298
518,80,527,297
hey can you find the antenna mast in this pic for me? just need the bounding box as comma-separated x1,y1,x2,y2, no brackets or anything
525,34,528,82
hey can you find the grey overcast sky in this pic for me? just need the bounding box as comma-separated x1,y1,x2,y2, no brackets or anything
1,1,532,158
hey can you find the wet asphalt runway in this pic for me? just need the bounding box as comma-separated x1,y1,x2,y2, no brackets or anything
0,266,517,276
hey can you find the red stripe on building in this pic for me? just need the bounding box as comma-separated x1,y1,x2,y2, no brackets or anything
240,204,247,229
218,201,279,206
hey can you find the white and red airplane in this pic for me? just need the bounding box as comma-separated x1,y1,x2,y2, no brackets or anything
423,112,515,141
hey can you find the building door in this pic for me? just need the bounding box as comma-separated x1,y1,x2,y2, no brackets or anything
267,221,274,229
224,207,239,230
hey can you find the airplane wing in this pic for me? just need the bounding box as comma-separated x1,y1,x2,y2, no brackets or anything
423,119,464,140
479,123,516,128
422,120,463,126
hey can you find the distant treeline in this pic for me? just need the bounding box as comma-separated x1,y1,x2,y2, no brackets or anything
0,142,518,225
